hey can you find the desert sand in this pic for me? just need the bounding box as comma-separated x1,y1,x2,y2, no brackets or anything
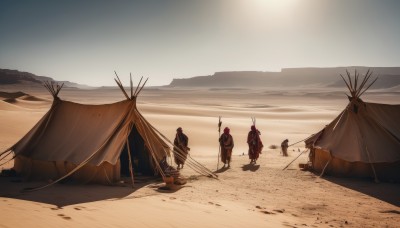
0,86,399,227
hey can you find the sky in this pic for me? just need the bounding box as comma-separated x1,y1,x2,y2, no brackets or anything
1,0,399,86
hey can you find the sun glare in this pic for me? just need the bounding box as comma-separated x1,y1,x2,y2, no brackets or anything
233,0,300,29
239,0,300,19
253,0,299,10
255,0,298,10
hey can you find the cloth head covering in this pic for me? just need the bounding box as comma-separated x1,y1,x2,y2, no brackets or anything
177,127,182,132
251,125,256,131
223,127,230,134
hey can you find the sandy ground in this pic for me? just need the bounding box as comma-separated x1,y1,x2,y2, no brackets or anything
0,86,399,227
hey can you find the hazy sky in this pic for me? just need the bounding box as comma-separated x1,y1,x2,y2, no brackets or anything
1,0,399,86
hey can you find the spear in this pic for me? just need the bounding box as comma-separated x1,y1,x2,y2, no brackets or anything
217,116,222,170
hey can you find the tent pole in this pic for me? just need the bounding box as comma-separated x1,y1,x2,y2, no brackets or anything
319,156,332,177
359,123,380,183
365,145,379,183
369,162,379,183
126,139,135,188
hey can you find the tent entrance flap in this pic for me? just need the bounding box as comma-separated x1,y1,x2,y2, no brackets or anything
120,125,153,176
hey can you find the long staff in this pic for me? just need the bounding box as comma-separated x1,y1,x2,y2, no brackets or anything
217,116,222,170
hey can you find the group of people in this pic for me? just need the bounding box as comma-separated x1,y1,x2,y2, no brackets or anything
172,125,267,170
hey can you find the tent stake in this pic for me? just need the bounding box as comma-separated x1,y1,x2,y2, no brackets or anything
126,138,135,188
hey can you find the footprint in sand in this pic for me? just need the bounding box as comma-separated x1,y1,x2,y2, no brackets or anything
73,206,86,211
255,206,280,215
57,214,72,220
261,210,275,215
273,209,285,213
208,202,222,207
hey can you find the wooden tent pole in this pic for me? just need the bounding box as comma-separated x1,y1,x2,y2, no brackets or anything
114,79,130,100
319,156,332,177
358,77,378,98
130,73,133,99
114,71,130,100
217,116,222,170
126,138,135,188
133,76,143,96
365,145,379,183
357,117,380,183
135,78,149,96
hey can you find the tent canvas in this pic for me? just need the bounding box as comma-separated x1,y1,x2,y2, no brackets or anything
305,70,400,181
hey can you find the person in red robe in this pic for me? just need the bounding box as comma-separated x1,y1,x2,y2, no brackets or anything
247,125,263,164
219,127,234,168
173,127,189,170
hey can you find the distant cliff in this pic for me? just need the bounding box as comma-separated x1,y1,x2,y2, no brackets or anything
170,71,278,87
0,69,91,88
0,69,50,85
168,67,400,89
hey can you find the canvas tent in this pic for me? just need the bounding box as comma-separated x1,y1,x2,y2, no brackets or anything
0,74,216,190
305,70,400,181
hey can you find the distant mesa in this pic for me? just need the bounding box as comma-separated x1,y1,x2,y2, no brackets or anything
0,69,91,89
168,67,400,89
2,67,400,90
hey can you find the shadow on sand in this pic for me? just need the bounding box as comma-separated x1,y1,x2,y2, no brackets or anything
323,176,400,207
0,176,161,208
215,166,230,173
241,163,260,172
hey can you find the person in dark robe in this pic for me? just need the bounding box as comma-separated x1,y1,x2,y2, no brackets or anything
281,139,289,157
219,127,234,168
247,125,263,164
173,127,189,170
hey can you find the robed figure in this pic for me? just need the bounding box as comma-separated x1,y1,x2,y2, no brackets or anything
247,125,263,164
281,139,289,157
219,127,234,168
173,127,189,169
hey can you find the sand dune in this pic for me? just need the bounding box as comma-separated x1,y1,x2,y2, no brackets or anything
2,98,51,109
0,100,26,111
18,94,50,102
0,91,51,110
0,91,28,99
0,87,399,227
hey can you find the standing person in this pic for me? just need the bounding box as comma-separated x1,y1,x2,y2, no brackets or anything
247,125,263,164
281,139,289,157
219,127,234,168
173,127,189,170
